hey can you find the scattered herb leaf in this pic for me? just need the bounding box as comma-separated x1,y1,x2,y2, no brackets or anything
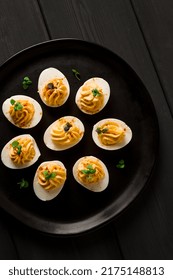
116,159,125,169
22,76,32,90
96,127,108,134
11,140,22,155
17,178,29,189
43,170,57,180
92,88,100,97
72,69,81,80
64,122,72,132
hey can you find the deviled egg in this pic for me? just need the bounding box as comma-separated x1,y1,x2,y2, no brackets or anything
38,67,70,107
44,116,85,151
33,160,67,201
2,95,42,128
1,134,40,169
75,77,110,114
73,156,109,192
92,118,132,150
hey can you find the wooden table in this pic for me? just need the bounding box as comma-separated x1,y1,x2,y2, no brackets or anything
0,0,173,260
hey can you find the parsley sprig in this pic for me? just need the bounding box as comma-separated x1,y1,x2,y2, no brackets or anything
96,127,108,134
17,179,29,189
72,69,81,80
116,159,125,169
64,122,72,132
92,88,100,97
22,76,32,90
43,170,57,180
10,99,23,111
81,164,96,175
11,140,22,155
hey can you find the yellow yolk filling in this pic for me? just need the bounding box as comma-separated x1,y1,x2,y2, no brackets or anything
97,121,126,145
78,81,104,114
37,163,66,191
10,137,35,165
9,99,35,127
42,78,68,106
77,158,105,185
51,118,83,147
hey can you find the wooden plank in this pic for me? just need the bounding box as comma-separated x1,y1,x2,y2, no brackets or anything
0,0,48,65
39,0,173,259
131,0,173,115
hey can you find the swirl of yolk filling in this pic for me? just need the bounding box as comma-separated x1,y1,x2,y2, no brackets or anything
97,121,126,146
37,164,66,191
51,118,83,147
10,137,36,165
9,100,35,127
42,78,68,106
77,158,105,185
78,81,104,114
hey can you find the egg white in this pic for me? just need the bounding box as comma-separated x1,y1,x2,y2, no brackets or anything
75,77,110,114
33,160,66,201
44,116,85,151
92,118,132,150
73,156,109,192
38,67,70,107
2,95,43,128
1,134,41,169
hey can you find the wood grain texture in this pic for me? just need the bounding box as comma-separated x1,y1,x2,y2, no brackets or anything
0,0,48,65
131,0,173,116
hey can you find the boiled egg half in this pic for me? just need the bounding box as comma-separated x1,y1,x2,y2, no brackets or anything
75,77,110,114
1,134,41,169
2,95,42,128
73,156,109,192
44,116,85,151
92,118,132,150
38,67,70,107
33,160,67,201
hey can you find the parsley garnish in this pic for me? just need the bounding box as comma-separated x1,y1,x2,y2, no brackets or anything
72,69,81,80
11,141,22,155
64,122,72,132
17,179,29,189
116,159,125,169
43,170,57,180
96,127,108,134
81,164,96,175
10,99,23,111
92,88,100,97
22,76,32,90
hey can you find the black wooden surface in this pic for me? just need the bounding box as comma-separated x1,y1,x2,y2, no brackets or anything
0,0,173,259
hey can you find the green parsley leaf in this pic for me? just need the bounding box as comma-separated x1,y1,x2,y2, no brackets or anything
81,165,96,175
10,99,15,105
96,127,108,134
43,170,57,180
47,83,54,89
92,88,100,97
11,141,22,155
72,69,81,81
10,99,23,111
17,178,29,189
116,159,125,169
22,76,32,90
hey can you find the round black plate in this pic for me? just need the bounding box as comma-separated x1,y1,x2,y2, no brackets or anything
0,39,159,235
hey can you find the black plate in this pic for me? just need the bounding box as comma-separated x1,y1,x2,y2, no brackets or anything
0,39,159,235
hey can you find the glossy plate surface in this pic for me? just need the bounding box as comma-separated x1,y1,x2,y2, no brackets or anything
0,39,159,235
